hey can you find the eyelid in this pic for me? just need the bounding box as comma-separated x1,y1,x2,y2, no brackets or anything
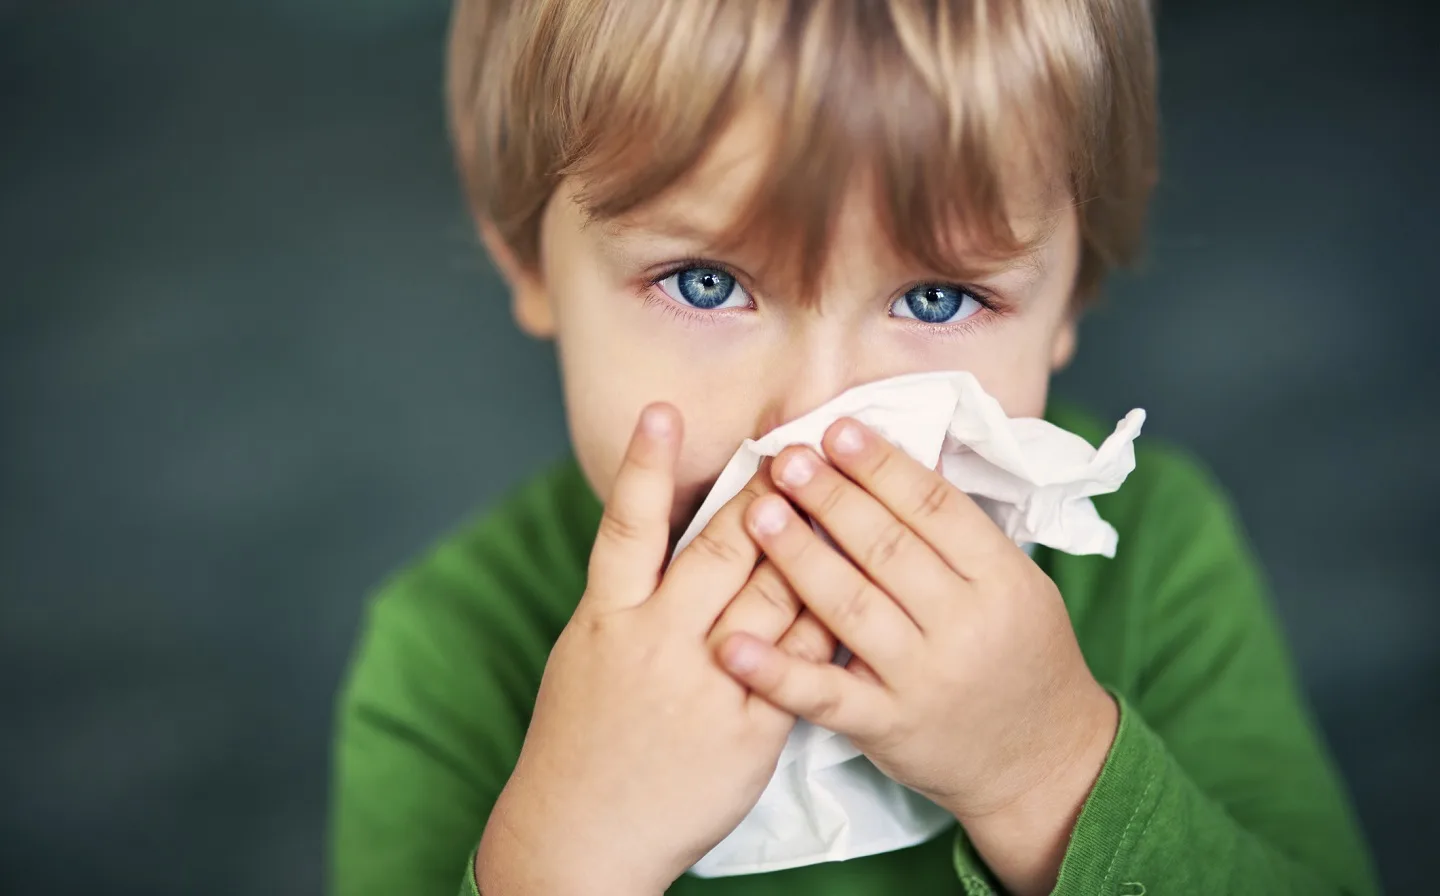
889,280,1002,315
648,257,752,290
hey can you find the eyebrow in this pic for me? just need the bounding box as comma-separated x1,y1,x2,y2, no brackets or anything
598,207,1056,291
596,210,724,247
1000,246,1049,285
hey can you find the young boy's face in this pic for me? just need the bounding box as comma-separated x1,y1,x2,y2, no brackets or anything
492,113,1081,534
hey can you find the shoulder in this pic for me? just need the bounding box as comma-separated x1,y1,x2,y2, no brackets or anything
342,458,601,712
374,458,600,630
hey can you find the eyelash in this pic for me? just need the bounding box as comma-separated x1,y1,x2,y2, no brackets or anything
891,282,1006,340
640,258,753,328
640,259,1008,336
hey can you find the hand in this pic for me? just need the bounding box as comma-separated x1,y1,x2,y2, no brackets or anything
715,418,1118,895
477,404,833,896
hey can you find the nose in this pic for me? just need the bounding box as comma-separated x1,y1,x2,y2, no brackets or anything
750,327,873,436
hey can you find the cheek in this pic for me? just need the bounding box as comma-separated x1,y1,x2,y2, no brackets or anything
547,288,767,530
952,302,1071,417
566,393,756,538
974,366,1051,417
554,321,760,532
893,329,1054,418
958,329,1055,415
547,278,670,505
565,398,630,509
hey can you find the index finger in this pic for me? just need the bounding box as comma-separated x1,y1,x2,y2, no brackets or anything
707,559,803,653
653,461,782,628
822,418,1011,575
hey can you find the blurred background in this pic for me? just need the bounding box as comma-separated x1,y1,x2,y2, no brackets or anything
1,0,1436,893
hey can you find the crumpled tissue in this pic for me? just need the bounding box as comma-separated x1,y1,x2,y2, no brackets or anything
674,370,1145,878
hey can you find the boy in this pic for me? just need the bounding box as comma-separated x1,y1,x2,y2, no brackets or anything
330,1,1379,894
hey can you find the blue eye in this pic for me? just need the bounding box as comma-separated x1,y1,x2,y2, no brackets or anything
656,266,750,310
890,284,984,324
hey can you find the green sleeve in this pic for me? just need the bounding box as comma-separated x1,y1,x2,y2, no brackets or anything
462,847,482,896
1049,458,1378,894
328,556,526,896
328,465,596,896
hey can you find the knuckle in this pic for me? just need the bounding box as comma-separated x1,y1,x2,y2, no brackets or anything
786,627,834,664
848,656,881,685
576,608,619,640
779,528,811,564
914,477,953,520
736,474,771,503
812,484,845,520
691,529,745,566
806,685,844,726
597,509,644,545
749,568,799,616
862,520,911,570
863,443,896,482
834,583,873,631
706,499,747,536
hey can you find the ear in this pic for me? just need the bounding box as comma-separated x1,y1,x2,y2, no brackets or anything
480,220,556,338
1049,311,1078,372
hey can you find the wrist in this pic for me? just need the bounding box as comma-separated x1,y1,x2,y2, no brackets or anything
478,778,670,896
949,686,1118,896
967,685,1117,824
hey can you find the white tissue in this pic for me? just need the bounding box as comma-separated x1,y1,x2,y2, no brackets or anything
679,370,1145,878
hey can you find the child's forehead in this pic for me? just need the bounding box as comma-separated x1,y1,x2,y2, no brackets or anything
591,109,779,239
586,106,1068,290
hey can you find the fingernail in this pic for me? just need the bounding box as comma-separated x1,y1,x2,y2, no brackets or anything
751,497,788,536
777,452,815,488
832,421,866,455
723,639,761,674
641,406,672,438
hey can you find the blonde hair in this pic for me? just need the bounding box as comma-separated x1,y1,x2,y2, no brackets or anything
447,0,1157,303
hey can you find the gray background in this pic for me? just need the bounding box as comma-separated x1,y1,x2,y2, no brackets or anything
1,1,1436,893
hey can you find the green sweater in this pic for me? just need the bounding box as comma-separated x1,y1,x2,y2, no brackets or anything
329,408,1379,895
